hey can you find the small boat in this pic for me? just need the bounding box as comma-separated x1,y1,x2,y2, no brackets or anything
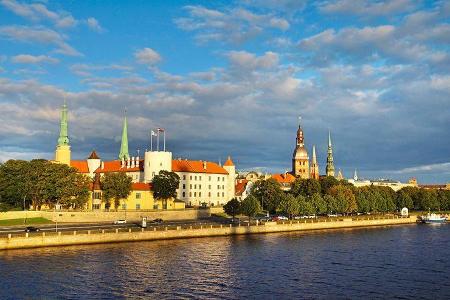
420,213,447,224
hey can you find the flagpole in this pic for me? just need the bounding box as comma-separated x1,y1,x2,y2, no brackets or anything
157,130,160,151
150,131,153,151
163,130,166,152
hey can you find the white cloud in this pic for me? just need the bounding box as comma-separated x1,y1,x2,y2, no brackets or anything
393,162,450,174
70,63,133,77
135,48,162,65
228,51,279,70
319,0,417,17
11,54,59,64
0,25,81,56
86,17,104,33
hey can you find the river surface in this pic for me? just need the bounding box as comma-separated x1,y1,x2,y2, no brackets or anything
1,224,449,299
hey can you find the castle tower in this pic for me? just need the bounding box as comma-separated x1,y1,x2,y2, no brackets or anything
310,145,319,180
87,150,101,177
118,113,130,160
292,118,309,179
326,131,335,177
223,156,236,201
55,98,71,165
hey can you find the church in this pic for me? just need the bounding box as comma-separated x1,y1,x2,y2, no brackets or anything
53,100,236,210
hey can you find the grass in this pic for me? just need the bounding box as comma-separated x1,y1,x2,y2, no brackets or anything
0,217,53,226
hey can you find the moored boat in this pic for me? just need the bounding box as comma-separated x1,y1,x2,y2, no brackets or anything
420,213,447,224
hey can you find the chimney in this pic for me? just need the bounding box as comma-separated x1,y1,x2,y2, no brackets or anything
203,161,207,170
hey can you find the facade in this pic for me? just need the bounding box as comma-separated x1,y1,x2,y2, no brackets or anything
55,101,235,209
292,123,310,178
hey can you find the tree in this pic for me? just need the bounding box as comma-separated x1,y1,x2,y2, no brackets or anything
328,185,357,214
152,171,180,209
297,195,315,216
250,178,283,213
320,176,339,195
323,194,338,214
223,198,241,220
240,195,261,222
355,187,371,213
310,193,327,215
102,172,133,210
0,160,31,209
279,194,300,219
396,189,413,210
291,178,321,197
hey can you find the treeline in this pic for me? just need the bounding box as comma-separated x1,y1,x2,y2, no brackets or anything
225,177,450,219
0,159,90,211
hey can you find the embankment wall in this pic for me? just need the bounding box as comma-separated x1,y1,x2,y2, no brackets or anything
0,216,417,250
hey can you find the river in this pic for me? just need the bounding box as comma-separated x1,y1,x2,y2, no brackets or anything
1,224,449,299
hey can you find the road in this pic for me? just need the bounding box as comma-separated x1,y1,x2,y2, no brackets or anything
0,217,231,237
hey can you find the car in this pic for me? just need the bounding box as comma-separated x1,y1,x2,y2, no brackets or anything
258,217,271,222
113,220,127,224
152,218,163,224
25,226,40,232
277,216,289,220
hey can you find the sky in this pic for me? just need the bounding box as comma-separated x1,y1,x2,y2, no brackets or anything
0,0,449,184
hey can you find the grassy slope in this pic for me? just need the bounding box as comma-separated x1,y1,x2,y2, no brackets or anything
0,217,53,226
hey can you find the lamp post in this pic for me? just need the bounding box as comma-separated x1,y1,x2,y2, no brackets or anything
55,201,59,232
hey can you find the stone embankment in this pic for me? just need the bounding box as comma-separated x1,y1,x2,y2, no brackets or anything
0,215,417,250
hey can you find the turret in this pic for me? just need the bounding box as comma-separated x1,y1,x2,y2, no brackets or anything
87,150,101,177
326,131,335,177
118,112,130,160
292,117,309,179
223,156,236,201
55,97,71,165
310,145,319,180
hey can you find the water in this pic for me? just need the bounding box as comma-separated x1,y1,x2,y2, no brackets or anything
1,224,449,299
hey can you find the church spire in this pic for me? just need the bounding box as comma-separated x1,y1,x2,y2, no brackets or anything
310,145,319,180
57,97,69,146
326,130,335,177
118,111,130,160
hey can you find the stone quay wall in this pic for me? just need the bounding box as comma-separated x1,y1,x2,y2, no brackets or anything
0,216,417,250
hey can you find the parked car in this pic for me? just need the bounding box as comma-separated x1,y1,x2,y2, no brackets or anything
327,213,338,217
152,218,163,224
25,226,40,232
113,219,127,224
258,216,272,222
272,215,289,221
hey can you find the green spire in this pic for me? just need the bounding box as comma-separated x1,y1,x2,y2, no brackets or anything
57,97,69,146
118,112,129,160
326,130,335,177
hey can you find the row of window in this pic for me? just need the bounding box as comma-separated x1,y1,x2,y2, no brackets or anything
182,184,226,190
182,174,226,182
181,191,225,198
93,192,141,200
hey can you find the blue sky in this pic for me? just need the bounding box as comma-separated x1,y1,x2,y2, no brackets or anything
0,0,449,183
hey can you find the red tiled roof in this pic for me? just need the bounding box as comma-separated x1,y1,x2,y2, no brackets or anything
272,173,296,184
224,156,234,166
235,179,248,196
132,182,152,191
70,160,89,173
172,160,228,174
95,160,144,173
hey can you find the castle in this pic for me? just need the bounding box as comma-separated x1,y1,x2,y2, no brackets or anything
54,100,236,210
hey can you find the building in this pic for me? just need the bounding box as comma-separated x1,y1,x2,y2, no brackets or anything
235,179,252,200
325,131,335,177
310,145,320,180
55,101,235,209
292,122,310,178
271,172,296,191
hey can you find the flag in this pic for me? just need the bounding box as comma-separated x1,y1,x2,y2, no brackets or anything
151,130,157,136
157,127,165,132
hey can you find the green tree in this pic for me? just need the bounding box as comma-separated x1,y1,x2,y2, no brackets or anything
310,192,327,215
152,171,180,209
328,185,357,214
297,195,315,216
396,189,414,210
323,194,338,214
0,160,31,209
250,178,283,213
102,172,133,210
240,195,262,222
279,194,300,219
437,190,450,211
291,178,321,197
320,176,339,195
355,187,371,213
223,198,241,220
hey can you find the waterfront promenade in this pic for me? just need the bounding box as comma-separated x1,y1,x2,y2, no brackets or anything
0,215,417,250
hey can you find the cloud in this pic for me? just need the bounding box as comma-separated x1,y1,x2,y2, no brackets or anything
86,17,104,33
11,54,59,64
392,162,450,175
0,0,78,28
227,51,279,70
175,5,290,44
70,63,133,77
135,48,162,65
0,25,81,56
319,0,417,17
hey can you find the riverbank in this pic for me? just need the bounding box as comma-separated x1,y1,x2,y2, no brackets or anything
0,215,418,250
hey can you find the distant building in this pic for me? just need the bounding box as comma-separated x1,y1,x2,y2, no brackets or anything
292,121,309,178
271,172,296,191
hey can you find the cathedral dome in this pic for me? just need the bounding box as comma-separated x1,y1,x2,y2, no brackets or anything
293,147,309,159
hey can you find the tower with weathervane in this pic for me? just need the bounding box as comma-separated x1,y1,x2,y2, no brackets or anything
55,97,71,165
292,117,310,179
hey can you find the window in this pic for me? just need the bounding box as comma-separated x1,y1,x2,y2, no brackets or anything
208,185,211,189
199,192,202,197
136,193,141,199
195,176,197,180
92,204,101,210
194,184,197,189
194,192,197,197
199,184,201,189
222,177,225,182
209,176,211,181
182,192,186,197
189,192,192,197
217,192,220,197
183,175,186,180
217,185,220,189
93,191,102,199
136,204,141,210
217,177,220,181
208,192,211,197
183,184,186,189
190,184,192,189
122,204,127,210
199,176,202,180
190,175,192,180
222,185,224,190
222,192,224,197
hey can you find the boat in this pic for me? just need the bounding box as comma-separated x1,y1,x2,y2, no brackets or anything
420,213,447,224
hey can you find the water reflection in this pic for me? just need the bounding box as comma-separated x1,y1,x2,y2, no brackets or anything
1,225,449,299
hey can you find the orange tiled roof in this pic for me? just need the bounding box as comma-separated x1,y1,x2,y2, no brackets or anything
70,160,89,173
95,160,144,173
235,179,248,196
132,182,152,191
271,173,296,184
224,156,234,166
172,159,228,174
